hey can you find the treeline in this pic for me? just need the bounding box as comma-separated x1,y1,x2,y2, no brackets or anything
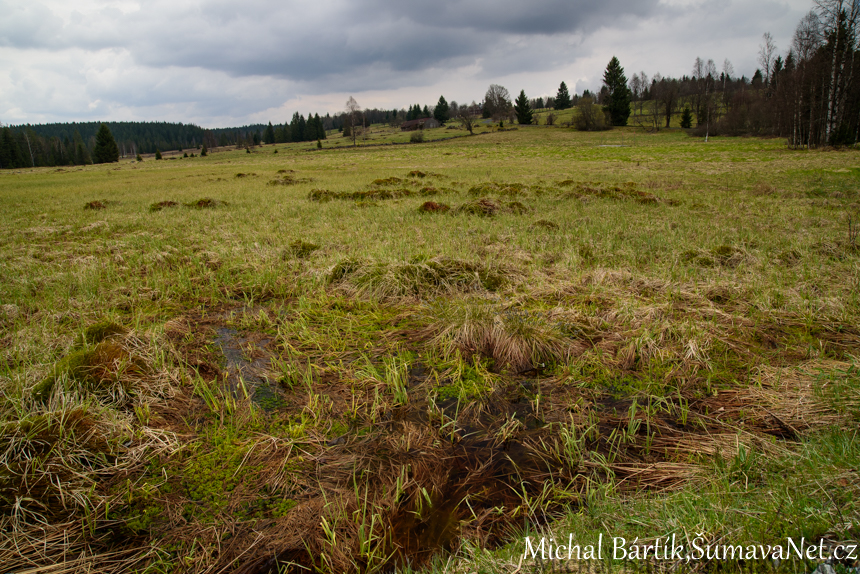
618,3,859,146
0,121,210,169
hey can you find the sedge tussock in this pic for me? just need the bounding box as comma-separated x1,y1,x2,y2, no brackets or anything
424,298,574,370
328,256,511,299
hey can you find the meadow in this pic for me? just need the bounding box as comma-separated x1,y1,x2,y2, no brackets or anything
1,125,859,573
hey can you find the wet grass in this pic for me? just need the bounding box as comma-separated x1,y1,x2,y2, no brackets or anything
1,127,859,573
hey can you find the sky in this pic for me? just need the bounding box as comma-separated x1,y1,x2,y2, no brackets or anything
1,0,814,128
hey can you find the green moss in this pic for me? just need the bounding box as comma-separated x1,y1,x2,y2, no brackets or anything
77,321,127,347
269,498,298,518
436,362,490,402
33,341,138,402
288,239,320,259
252,382,287,410
181,427,253,519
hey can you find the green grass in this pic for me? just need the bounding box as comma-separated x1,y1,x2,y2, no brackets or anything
1,126,859,573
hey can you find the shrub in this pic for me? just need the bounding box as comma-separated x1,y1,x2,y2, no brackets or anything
136,154,142,162
155,149,162,160
574,96,610,131
410,131,424,143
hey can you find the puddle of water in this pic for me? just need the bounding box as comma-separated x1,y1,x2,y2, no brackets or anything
213,326,281,409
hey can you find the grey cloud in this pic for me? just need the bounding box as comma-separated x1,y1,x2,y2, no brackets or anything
0,1,64,49
4,0,667,87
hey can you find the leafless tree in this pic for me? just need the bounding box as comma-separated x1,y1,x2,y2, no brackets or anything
759,32,777,88
658,76,679,128
721,59,734,107
457,107,475,134
636,72,649,118
814,0,860,142
483,84,512,122
789,12,822,147
345,96,361,147
649,73,663,130
22,131,35,167
629,74,642,100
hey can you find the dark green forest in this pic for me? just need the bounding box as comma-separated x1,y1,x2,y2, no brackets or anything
0,114,334,169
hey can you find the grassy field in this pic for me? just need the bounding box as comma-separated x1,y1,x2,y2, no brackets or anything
1,127,859,573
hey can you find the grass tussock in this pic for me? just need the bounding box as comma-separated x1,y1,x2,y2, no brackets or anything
418,201,451,213
185,197,227,208
370,176,404,186
467,182,531,197
31,330,172,405
84,200,108,210
268,173,312,185
287,239,320,259
425,298,574,370
561,181,660,204
529,219,559,230
328,256,509,298
456,197,502,216
308,188,414,201
682,244,747,268
148,200,178,212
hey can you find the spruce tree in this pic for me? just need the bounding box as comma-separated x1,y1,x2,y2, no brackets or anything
264,122,276,144
0,127,24,169
155,148,162,160
291,112,303,142
514,90,533,125
72,130,91,165
602,56,631,126
297,115,307,141
680,107,693,129
555,82,572,110
422,105,431,118
92,123,119,164
314,114,326,139
434,96,450,124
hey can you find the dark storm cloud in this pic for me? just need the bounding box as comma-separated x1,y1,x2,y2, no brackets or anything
1,0,663,86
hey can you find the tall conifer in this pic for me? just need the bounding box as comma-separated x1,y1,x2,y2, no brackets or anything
602,56,631,126
555,82,572,110
514,90,533,125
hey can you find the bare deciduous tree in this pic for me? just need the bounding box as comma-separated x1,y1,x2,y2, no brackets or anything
345,96,361,147
483,84,512,122
759,32,777,87
814,0,860,142
457,107,475,134
649,73,663,130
